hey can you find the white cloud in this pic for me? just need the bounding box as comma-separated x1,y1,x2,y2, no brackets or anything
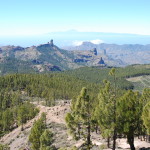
72,40,84,46
72,39,104,46
90,39,104,44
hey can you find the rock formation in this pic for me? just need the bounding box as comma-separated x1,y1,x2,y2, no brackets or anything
98,57,106,66
50,39,54,47
90,48,97,55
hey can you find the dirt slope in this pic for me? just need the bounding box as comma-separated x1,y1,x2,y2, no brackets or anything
0,101,150,150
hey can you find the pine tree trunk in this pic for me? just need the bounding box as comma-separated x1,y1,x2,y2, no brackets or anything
127,134,135,150
112,128,117,150
107,137,110,148
87,123,91,150
21,123,23,131
78,124,80,138
95,124,98,134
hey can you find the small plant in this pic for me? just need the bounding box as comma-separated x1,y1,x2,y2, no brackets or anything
99,144,107,150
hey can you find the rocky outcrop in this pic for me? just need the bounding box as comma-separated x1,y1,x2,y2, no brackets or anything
90,48,97,55
50,39,54,47
98,57,106,66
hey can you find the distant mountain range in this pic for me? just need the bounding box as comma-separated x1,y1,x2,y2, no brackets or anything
64,42,150,65
0,40,124,74
1,30,150,47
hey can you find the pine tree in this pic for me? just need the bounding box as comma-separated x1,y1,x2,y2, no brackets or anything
137,88,150,139
40,129,54,150
17,105,27,131
95,68,118,149
29,118,46,150
142,101,150,134
65,87,93,150
117,90,142,150
2,109,13,131
0,144,10,150
95,80,116,148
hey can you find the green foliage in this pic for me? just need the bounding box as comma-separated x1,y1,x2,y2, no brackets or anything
95,80,116,138
0,58,35,75
40,129,54,150
0,73,98,104
29,114,54,150
58,147,77,150
66,87,93,150
117,90,142,133
2,109,13,131
117,90,142,150
0,71,99,137
0,144,10,150
142,101,150,134
17,102,39,130
63,64,150,90
0,90,39,136
141,88,150,105
29,118,46,150
95,68,119,149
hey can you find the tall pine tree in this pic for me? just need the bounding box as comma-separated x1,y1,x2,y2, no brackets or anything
117,90,142,150
65,87,93,150
95,68,118,149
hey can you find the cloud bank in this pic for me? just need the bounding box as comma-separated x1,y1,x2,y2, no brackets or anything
73,39,104,46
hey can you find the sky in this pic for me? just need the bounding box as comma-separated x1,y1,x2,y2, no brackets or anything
0,0,150,36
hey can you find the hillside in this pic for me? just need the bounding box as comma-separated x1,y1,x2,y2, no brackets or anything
65,42,150,65
0,65,150,149
127,75,150,92
1,100,150,150
62,64,150,90
0,40,125,74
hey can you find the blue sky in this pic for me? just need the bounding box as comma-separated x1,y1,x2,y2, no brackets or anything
0,0,150,36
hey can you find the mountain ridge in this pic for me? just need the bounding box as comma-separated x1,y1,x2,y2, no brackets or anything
64,42,150,65
0,41,124,74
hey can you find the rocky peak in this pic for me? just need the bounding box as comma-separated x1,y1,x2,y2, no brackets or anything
50,39,54,47
98,57,106,66
90,48,97,55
